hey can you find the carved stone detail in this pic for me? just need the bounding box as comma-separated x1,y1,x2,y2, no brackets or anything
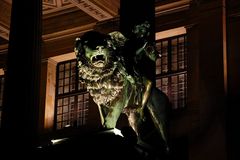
0,25,9,40
69,0,113,21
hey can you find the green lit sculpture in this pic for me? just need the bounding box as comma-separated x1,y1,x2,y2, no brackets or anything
74,22,170,153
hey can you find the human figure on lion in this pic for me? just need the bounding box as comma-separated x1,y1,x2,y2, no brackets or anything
74,21,170,159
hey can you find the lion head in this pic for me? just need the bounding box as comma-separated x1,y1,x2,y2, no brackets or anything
74,31,127,82
74,31,128,106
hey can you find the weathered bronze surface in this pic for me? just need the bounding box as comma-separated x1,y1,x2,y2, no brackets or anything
74,22,170,153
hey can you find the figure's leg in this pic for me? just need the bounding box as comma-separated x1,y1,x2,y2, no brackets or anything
146,87,170,151
126,109,142,137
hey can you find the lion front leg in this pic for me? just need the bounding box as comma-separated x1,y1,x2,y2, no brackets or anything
103,107,122,129
98,101,125,129
124,109,142,137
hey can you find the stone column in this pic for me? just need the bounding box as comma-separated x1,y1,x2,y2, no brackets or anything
1,0,42,149
38,58,57,134
226,1,240,159
187,0,227,160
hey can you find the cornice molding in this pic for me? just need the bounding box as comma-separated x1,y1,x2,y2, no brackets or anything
0,0,11,40
42,23,96,42
155,0,190,16
156,27,186,40
0,44,8,53
49,52,76,63
92,0,119,16
69,0,113,21
42,57,58,65
43,6,79,19
0,24,9,40
43,3,76,16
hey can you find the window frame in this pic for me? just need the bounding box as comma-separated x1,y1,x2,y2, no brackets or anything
54,59,89,130
155,34,187,110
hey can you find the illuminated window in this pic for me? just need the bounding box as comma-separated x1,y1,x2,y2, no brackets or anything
156,34,187,109
0,75,4,128
55,59,89,130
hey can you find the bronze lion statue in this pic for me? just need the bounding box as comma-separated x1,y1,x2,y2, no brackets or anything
74,23,170,155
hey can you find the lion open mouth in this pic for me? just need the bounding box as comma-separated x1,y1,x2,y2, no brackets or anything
91,54,107,68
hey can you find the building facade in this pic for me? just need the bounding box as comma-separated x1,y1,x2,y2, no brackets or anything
0,0,239,159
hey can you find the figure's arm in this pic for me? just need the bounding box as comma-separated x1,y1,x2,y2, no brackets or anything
132,21,158,64
135,41,157,62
